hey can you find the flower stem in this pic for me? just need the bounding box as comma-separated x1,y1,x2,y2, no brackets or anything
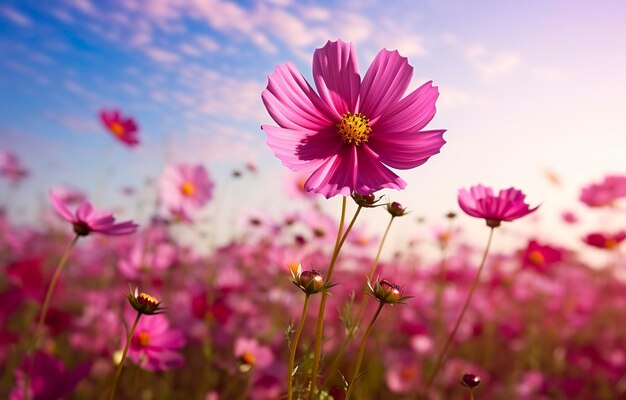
321,215,395,388
109,311,142,400
424,227,495,393
288,294,311,400
470,389,475,400
344,302,385,400
24,234,79,400
308,198,361,399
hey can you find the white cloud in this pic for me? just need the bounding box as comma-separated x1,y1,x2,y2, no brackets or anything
66,0,96,15
532,66,564,83
144,47,181,64
465,45,521,79
1,6,32,27
437,85,489,111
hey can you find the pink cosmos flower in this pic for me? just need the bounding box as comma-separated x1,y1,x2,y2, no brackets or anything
0,151,28,184
458,185,539,227
580,175,626,207
10,351,91,400
125,313,186,371
521,240,563,273
234,337,274,371
261,39,446,198
159,163,214,215
583,231,626,250
99,109,139,147
50,192,138,236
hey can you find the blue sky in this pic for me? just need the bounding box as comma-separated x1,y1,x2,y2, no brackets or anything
2,0,626,256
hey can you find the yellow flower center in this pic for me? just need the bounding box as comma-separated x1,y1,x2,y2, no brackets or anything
241,351,256,366
138,331,150,347
139,292,158,304
528,250,545,265
180,181,196,197
109,122,124,137
605,238,618,249
337,112,371,146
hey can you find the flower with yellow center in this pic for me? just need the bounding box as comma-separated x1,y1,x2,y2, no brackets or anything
180,181,196,197
137,331,151,347
109,122,125,137
128,287,163,315
528,250,546,265
337,112,371,146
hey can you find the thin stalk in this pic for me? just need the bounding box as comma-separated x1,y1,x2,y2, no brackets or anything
25,234,79,400
424,227,495,393
308,198,362,399
109,312,142,400
470,389,475,400
288,294,311,400
344,302,385,400
321,215,395,388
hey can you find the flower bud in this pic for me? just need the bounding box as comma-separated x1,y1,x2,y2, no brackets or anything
369,279,410,304
461,373,481,389
386,202,407,217
128,287,163,315
299,270,324,293
351,192,382,208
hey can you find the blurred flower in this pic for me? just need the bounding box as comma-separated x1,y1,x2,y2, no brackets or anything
50,192,138,236
261,39,445,198
385,358,420,393
118,240,177,279
10,351,91,400
125,312,185,371
561,210,578,224
99,109,139,147
583,231,626,250
580,175,626,207
521,240,563,273
159,163,214,215
0,151,28,184
458,185,539,227
234,337,274,372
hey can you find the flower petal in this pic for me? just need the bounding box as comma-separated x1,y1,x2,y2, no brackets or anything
262,62,335,130
359,49,413,121
368,130,446,169
354,145,406,193
49,192,74,222
312,40,361,118
76,202,93,222
374,81,439,134
262,125,342,172
304,145,358,198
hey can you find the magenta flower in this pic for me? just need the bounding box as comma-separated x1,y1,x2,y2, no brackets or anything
0,151,28,184
261,39,446,198
50,192,138,236
99,109,140,147
521,240,563,273
583,231,626,250
125,313,186,371
10,351,91,400
234,337,274,371
580,174,626,208
159,163,214,215
458,185,539,227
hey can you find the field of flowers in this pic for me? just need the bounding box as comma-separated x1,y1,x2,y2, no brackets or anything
2,39,626,400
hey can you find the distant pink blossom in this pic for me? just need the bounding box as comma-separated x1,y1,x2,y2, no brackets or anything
0,151,28,184
10,351,91,400
261,39,446,198
234,337,274,370
159,164,214,215
50,192,138,236
583,231,626,250
99,109,139,147
580,175,626,207
458,185,539,227
125,313,186,371
561,210,578,224
521,240,563,273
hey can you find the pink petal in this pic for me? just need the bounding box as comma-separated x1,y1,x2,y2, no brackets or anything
76,202,93,222
353,145,406,193
359,49,413,121
368,130,446,169
262,125,341,172
312,40,361,118
304,145,358,198
262,62,335,130
374,81,439,133
49,192,74,222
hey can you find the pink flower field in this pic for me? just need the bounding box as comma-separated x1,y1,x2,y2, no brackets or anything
1,3,626,399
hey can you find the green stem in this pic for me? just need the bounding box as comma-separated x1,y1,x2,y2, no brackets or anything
288,294,311,400
424,227,495,393
344,302,385,400
109,312,142,400
308,198,362,399
25,234,79,400
321,215,395,388
470,388,475,400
